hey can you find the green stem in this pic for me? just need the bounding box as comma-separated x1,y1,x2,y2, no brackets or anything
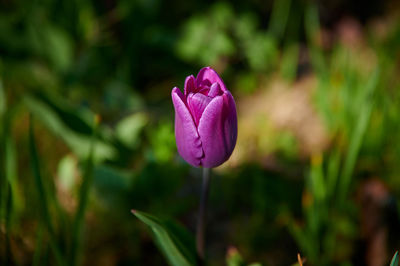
196,167,211,263
70,116,97,266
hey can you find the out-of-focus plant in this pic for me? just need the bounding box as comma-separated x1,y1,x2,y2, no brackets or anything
226,246,262,266
288,3,400,265
177,3,236,68
177,0,294,74
28,114,98,266
390,251,399,266
291,69,380,260
0,80,22,265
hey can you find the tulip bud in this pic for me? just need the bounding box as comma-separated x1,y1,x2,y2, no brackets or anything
172,67,237,168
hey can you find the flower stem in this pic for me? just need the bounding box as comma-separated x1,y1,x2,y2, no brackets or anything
196,167,211,263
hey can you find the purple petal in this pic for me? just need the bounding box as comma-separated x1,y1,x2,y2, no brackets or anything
222,91,237,158
184,75,196,96
196,67,227,92
197,93,235,168
198,80,212,89
198,85,211,95
172,87,203,167
187,93,212,126
208,82,222,97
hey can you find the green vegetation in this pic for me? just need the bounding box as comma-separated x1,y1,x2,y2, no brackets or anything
1,0,400,265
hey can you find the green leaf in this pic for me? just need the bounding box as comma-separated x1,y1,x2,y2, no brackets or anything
42,25,73,71
70,117,97,266
226,247,245,266
309,154,326,203
0,79,5,116
390,251,399,266
29,117,66,266
268,0,292,39
29,117,54,236
245,33,278,72
149,122,176,162
280,43,299,82
115,112,148,148
132,210,196,266
24,96,116,162
226,247,262,266
4,124,22,223
57,155,78,192
338,68,379,203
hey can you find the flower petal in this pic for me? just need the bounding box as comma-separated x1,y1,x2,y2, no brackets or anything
196,67,227,92
208,82,222,97
172,87,203,167
222,91,237,158
187,93,212,126
184,75,196,96
197,94,233,168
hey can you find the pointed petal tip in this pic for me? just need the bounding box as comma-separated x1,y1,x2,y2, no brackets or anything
208,82,222,97
171,86,182,95
172,87,185,105
196,67,227,92
184,75,196,95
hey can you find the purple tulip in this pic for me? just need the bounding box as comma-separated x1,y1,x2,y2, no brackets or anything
172,67,237,168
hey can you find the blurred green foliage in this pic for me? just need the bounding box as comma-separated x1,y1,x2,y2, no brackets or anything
1,0,400,265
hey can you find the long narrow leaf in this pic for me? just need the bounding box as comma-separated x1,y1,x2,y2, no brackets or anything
338,69,379,203
33,226,44,266
305,3,327,79
132,210,196,266
24,96,116,162
70,116,97,266
5,127,22,222
29,118,54,234
268,0,292,39
29,117,65,266
390,251,399,266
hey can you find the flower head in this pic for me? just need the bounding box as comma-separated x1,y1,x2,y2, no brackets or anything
172,67,237,168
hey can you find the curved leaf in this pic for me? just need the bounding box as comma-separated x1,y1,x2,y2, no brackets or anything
390,251,399,266
132,210,196,266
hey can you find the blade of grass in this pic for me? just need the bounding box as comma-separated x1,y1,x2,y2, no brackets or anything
268,0,292,39
0,77,7,232
309,153,326,203
3,184,11,265
0,83,13,265
29,116,54,234
33,225,45,266
0,79,5,116
29,116,66,266
5,122,22,224
305,3,327,80
326,149,340,199
390,251,399,266
70,115,98,266
0,129,5,265
338,69,380,204
288,219,316,262
4,133,15,264
280,43,299,82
